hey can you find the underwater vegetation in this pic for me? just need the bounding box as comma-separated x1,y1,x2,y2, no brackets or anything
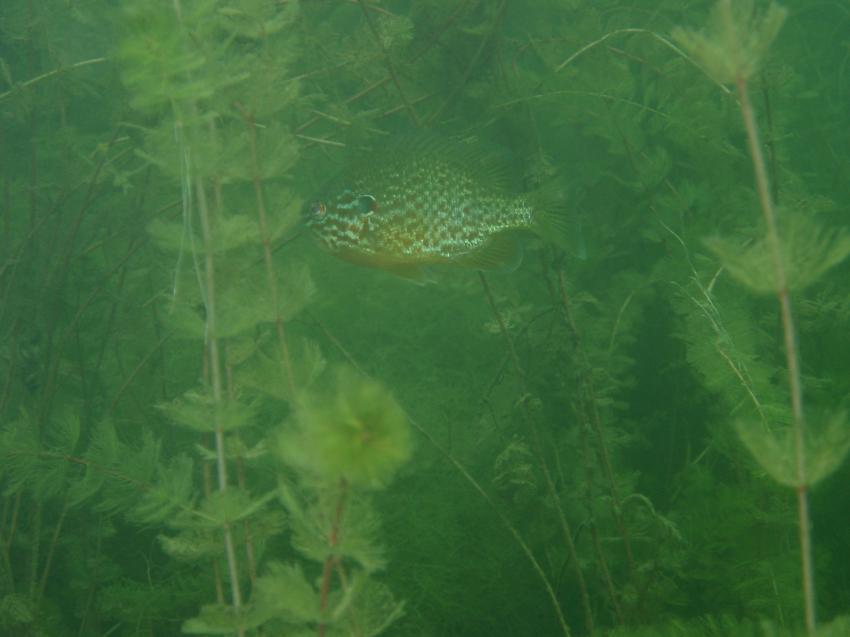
1,0,849,636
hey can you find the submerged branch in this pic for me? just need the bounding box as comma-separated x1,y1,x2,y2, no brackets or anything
0,57,108,102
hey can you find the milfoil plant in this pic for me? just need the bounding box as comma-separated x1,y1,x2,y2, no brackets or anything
673,2,850,636
116,1,412,635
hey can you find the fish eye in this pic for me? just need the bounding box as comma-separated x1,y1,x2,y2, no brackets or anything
309,200,326,219
356,194,378,215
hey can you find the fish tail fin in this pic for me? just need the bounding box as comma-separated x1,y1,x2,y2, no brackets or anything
529,181,587,259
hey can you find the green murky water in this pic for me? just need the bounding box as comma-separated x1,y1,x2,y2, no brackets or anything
1,1,849,635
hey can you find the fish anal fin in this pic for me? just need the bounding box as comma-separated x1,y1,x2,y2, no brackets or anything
453,233,523,272
382,262,433,284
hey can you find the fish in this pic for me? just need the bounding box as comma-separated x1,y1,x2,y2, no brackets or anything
305,135,572,281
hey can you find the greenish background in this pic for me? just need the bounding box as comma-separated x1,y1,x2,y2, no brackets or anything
0,1,848,635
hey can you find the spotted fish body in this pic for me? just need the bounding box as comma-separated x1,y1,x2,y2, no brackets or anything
306,138,555,279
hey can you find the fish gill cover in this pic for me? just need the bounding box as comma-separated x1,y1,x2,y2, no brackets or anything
0,1,849,636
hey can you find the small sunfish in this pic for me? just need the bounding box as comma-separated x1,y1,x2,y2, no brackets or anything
305,136,571,281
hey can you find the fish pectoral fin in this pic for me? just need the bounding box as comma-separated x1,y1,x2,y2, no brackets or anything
453,233,523,272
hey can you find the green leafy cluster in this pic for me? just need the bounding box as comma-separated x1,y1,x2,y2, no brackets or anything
672,0,787,84
280,367,413,489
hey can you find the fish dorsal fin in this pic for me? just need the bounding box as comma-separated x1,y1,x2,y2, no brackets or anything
450,136,511,191
453,233,524,272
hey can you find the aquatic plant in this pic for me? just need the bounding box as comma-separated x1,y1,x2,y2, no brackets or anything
675,3,850,635
280,367,412,489
1,1,849,636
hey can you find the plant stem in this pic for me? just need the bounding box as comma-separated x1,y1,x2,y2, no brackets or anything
558,272,627,623
201,437,225,603
0,57,107,103
319,479,348,637
426,0,506,125
0,493,20,593
28,501,42,597
356,0,420,127
558,272,636,574
410,412,573,637
168,0,244,624
479,272,592,634
194,171,244,623
237,106,296,400
735,74,815,636
37,500,68,602
225,349,258,586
